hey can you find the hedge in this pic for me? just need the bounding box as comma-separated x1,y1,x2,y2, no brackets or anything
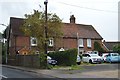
48,48,77,66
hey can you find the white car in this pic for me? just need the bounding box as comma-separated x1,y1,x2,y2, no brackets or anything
86,51,99,55
82,53,103,63
101,53,109,62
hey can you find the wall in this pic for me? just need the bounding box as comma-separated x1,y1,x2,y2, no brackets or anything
54,38,103,52
9,36,30,55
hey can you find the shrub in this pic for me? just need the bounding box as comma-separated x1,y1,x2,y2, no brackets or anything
39,53,47,69
48,48,77,66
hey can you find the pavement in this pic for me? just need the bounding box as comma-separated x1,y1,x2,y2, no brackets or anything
2,64,119,78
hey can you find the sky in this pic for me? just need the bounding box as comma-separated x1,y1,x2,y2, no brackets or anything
0,0,119,41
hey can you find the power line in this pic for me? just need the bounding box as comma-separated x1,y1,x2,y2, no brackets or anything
58,2,118,13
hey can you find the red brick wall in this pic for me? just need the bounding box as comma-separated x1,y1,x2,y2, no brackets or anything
84,39,102,52
54,38,103,52
9,36,30,55
16,36,30,47
63,38,77,49
54,38,77,50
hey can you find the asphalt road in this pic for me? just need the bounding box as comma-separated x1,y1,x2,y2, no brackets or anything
1,66,63,80
1,63,119,80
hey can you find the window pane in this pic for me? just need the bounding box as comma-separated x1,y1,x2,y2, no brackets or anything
48,38,54,47
31,37,37,46
87,39,91,47
78,39,84,47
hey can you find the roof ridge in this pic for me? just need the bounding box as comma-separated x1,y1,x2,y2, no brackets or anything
63,22,92,26
10,17,24,20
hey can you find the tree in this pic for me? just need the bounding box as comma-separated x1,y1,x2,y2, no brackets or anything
21,10,63,53
94,41,105,52
113,44,120,52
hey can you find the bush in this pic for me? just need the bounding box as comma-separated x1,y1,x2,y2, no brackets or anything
39,53,47,69
48,48,77,66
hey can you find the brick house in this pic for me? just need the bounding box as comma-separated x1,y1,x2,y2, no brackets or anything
7,15,104,55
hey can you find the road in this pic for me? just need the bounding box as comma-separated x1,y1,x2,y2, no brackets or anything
1,66,63,80
1,63,119,80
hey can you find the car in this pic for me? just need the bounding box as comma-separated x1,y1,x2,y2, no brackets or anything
76,55,81,65
106,53,120,63
101,53,109,62
82,53,103,64
86,51,99,55
47,56,57,66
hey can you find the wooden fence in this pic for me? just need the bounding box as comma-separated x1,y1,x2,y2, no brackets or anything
7,54,42,68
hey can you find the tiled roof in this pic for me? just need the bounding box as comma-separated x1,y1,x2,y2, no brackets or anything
9,17,103,39
103,41,120,51
63,23,103,39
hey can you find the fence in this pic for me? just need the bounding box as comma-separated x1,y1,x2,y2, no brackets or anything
7,54,41,68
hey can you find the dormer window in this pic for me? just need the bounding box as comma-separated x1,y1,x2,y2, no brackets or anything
31,37,37,46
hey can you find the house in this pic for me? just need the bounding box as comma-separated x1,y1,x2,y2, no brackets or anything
54,15,104,54
7,15,105,55
103,40,120,51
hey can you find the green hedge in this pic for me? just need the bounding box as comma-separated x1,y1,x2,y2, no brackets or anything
48,48,77,66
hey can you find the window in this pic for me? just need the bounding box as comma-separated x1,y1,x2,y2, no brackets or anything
9,40,11,47
48,38,54,47
31,37,37,46
87,39,91,48
78,39,84,47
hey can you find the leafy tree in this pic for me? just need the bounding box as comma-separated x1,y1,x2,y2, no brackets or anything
94,41,105,52
113,44,120,52
21,10,63,52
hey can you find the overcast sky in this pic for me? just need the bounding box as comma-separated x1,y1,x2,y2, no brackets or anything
0,0,119,41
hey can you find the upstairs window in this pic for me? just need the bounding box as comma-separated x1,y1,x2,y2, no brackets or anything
31,37,37,46
87,39,91,48
48,38,54,47
78,39,84,47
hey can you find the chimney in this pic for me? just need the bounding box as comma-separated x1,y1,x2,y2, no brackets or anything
70,15,76,23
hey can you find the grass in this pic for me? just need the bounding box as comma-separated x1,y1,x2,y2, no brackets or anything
52,61,107,70
80,62,96,66
69,65,84,70
53,65,84,70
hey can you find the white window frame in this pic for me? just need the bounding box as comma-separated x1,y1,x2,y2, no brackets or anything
78,39,84,47
31,37,37,46
48,38,54,47
87,39,91,48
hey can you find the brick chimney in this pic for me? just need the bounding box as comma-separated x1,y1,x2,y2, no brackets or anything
70,15,75,23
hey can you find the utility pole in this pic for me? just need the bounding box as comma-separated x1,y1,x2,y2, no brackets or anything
44,0,48,54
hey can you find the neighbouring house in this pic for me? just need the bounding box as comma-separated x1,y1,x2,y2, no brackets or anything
103,40,120,51
6,15,105,55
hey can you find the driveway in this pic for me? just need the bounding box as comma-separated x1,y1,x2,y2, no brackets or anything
49,63,119,78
